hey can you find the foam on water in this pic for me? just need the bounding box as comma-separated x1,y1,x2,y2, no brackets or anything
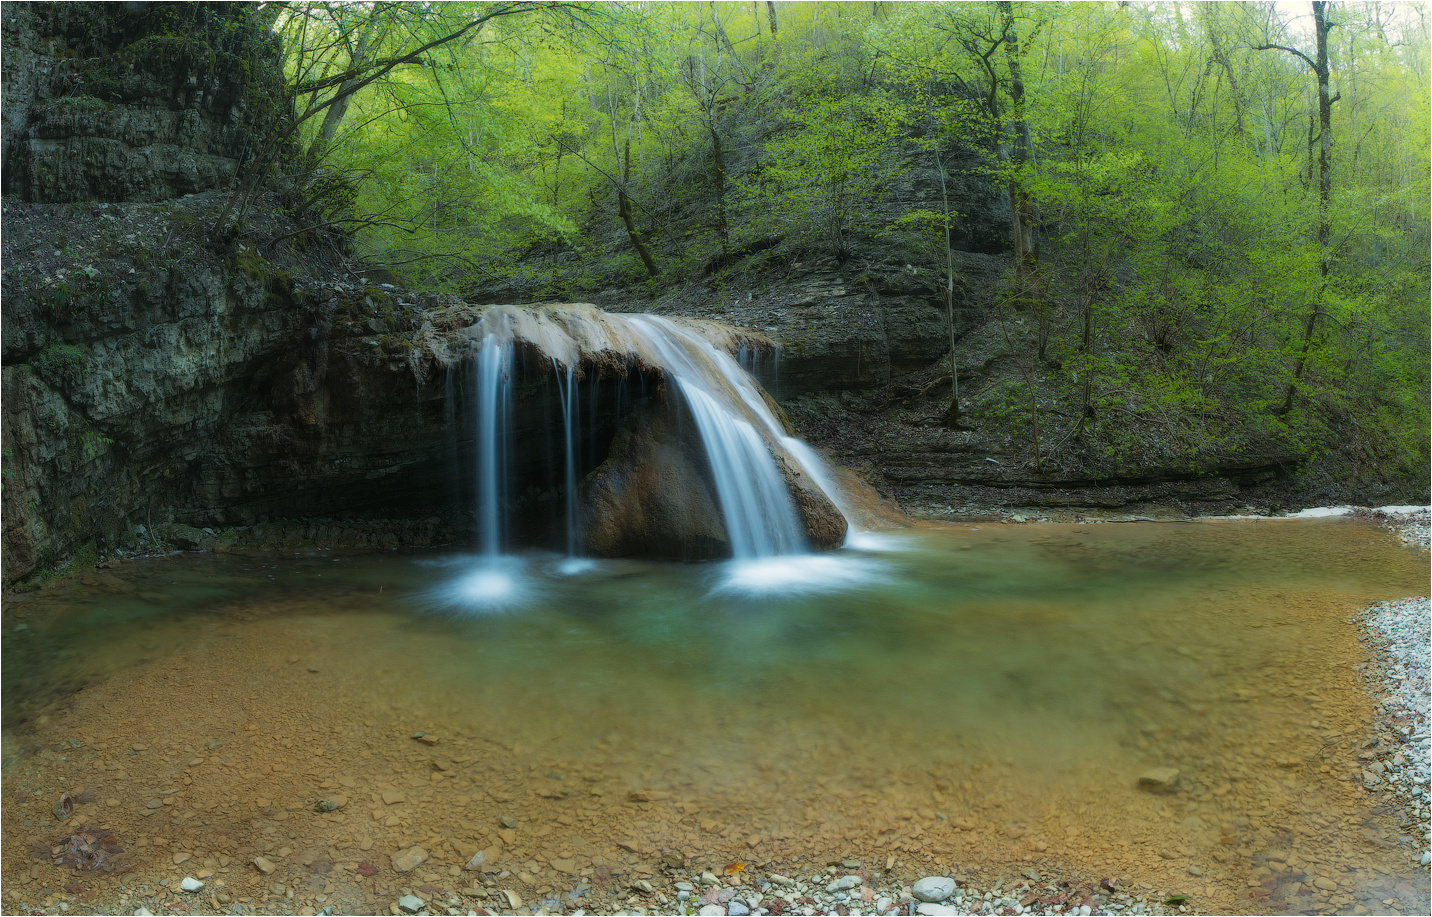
842,529,916,552
428,556,538,613
714,552,886,595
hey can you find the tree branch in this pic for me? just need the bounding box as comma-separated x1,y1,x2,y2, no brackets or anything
1252,42,1317,71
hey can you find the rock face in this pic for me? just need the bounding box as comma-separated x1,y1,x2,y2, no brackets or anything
2,2,288,203
1,202,849,580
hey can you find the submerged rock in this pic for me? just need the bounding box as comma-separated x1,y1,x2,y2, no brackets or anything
392,845,428,873
1138,767,1181,793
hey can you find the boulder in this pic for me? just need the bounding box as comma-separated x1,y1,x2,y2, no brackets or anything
579,384,735,561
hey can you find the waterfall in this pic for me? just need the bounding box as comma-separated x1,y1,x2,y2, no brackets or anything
628,316,810,559
473,332,512,558
454,304,852,568
552,358,580,558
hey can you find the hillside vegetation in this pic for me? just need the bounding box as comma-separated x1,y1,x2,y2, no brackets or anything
270,1,1428,491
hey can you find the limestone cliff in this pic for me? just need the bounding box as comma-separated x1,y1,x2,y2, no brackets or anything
2,2,288,203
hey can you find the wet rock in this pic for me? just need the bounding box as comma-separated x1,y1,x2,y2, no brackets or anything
579,387,734,560
827,875,861,893
392,845,428,873
315,796,345,812
398,894,425,914
253,856,276,875
159,523,216,551
1138,767,1180,792
464,851,487,871
580,376,845,561
913,877,956,903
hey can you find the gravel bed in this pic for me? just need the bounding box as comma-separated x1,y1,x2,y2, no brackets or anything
1348,508,1430,869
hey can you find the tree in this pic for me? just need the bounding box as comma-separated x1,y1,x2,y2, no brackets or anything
1255,1,1339,414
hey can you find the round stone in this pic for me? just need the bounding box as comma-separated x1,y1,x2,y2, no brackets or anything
913,877,957,903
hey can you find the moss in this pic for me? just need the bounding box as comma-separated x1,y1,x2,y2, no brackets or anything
231,247,268,281
34,344,88,377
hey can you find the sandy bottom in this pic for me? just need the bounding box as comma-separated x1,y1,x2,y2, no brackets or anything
2,520,1428,916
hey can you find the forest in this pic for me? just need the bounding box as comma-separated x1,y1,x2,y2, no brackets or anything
265,0,1430,485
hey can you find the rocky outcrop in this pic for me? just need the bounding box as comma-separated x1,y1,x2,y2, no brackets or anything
0,197,849,581
0,194,440,581
2,2,287,203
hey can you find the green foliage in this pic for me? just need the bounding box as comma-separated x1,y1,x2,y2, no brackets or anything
34,344,88,379
752,93,912,255
231,246,268,281
258,0,1428,483
51,96,108,114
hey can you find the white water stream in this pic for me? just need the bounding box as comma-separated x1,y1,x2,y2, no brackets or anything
462,307,856,572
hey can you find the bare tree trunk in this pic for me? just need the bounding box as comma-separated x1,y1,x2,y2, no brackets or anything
619,137,659,278
1257,1,1337,414
1198,5,1248,138
307,18,384,161
766,0,778,35
934,147,962,428
1000,1,1037,279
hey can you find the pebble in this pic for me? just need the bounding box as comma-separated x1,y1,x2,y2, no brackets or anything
179,877,204,892
826,875,861,893
698,906,725,917
397,894,425,914
392,845,428,872
729,900,751,916
916,905,961,917
253,856,276,875
912,877,956,903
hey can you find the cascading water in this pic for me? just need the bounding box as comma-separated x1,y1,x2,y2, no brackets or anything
552,358,581,560
627,316,813,558
444,304,863,607
633,317,859,552
474,332,512,558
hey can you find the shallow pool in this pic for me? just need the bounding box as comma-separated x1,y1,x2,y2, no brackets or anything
3,518,1426,915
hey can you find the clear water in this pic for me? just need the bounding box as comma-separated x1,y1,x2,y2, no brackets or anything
3,519,1427,915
